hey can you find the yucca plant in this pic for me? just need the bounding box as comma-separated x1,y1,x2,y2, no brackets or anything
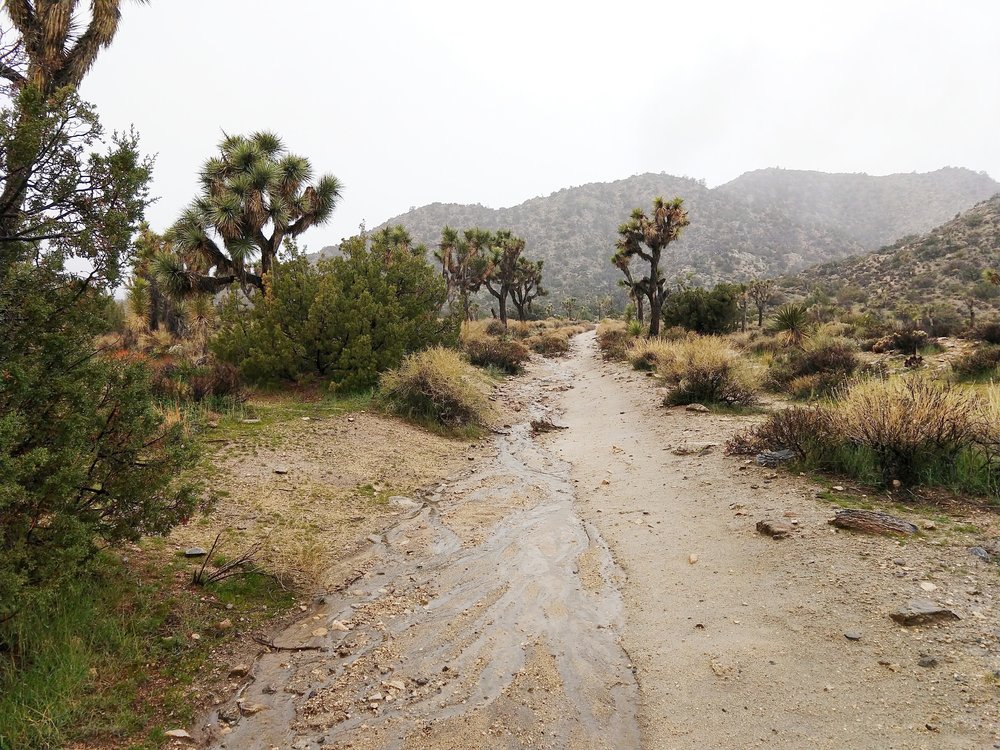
159,132,342,295
768,303,812,347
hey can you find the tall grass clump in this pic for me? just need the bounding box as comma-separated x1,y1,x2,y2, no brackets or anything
731,375,1000,497
624,337,680,371
951,344,1000,381
657,336,760,407
596,319,630,360
378,347,491,429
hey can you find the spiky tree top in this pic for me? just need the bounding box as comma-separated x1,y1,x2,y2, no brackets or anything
2,0,144,94
613,196,689,335
161,131,342,295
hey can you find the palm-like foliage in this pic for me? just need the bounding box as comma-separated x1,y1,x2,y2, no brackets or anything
2,0,146,94
510,256,545,322
162,132,342,295
483,229,526,326
613,196,689,336
435,226,491,320
768,303,812,347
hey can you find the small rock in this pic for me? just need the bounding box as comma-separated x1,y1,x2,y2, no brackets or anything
241,418,261,424
688,554,699,564
969,546,991,562
190,632,201,641
388,496,421,510
216,618,233,631
262,683,278,694
756,519,793,539
919,581,938,593
685,403,709,413
384,679,406,691
921,519,936,530
273,465,289,475
844,630,862,641
831,485,845,492
755,449,796,467
311,627,328,637
184,547,208,558
918,656,938,668
330,620,350,631
164,729,193,740
890,599,960,626
206,420,219,429
228,664,251,678
239,702,268,716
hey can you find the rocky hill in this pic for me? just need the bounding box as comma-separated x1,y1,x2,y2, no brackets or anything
317,168,999,302
784,194,1000,319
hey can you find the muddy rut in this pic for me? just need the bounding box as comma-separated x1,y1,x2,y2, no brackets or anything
202,354,639,750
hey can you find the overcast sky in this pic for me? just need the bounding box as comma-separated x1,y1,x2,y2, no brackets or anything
78,0,1000,251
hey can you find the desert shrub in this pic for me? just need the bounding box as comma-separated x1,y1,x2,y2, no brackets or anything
767,337,859,397
951,344,1000,380
596,320,630,360
463,335,531,373
726,406,837,458
872,327,929,355
1,263,201,622
484,319,507,336
151,358,242,402
378,347,490,428
661,283,741,334
529,331,570,356
213,240,453,389
657,337,759,407
624,338,675,371
973,321,1000,345
835,377,978,485
768,303,813,346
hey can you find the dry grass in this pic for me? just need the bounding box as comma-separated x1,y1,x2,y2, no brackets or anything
379,346,492,429
596,319,630,360
655,336,761,407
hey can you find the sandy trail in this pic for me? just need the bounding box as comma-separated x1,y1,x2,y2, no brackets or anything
556,331,999,750
199,332,999,750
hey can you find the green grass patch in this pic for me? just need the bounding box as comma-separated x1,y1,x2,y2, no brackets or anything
0,549,292,750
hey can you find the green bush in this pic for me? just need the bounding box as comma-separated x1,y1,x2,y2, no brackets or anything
973,321,1000,345
0,262,200,624
213,234,454,389
661,283,741,334
951,345,1000,380
768,337,859,397
378,347,491,428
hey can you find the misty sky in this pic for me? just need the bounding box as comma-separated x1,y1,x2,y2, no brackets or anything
78,0,1000,251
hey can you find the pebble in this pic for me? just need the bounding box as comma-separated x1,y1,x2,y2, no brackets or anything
844,630,862,641
184,547,207,558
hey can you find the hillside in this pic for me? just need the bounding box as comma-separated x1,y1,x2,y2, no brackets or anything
317,168,998,302
784,194,1000,319
717,167,999,248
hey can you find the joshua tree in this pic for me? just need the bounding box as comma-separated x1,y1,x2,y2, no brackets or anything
0,0,146,241
612,249,645,326
614,197,689,336
595,294,614,320
436,226,491,320
483,230,527,327
747,277,776,327
157,132,341,296
562,296,579,319
510,256,544,322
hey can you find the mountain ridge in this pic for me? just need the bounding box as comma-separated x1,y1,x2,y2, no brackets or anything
316,167,999,301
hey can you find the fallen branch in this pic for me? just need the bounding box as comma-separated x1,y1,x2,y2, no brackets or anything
252,635,325,652
829,509,917,536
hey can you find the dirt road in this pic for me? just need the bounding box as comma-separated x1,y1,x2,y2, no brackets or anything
200,332,999,750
